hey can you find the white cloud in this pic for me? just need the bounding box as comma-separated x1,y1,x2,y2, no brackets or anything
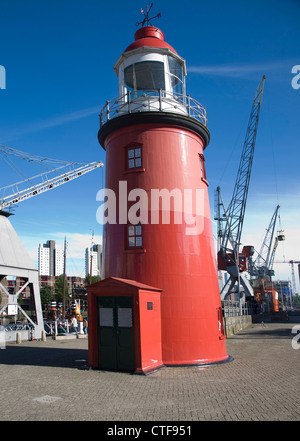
188,60,295,79
3,105,100,141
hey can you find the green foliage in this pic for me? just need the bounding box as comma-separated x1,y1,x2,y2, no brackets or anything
40,285,54,305
54,274,69,303
294,294,300,308
84,274,101,286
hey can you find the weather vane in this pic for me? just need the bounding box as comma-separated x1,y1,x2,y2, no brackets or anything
136,3,161,27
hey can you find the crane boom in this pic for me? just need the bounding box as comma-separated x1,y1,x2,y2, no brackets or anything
221,75,266,254
216,76,266,300
249,205,280,279
0,161,103,211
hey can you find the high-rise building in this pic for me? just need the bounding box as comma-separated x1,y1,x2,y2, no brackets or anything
85,244,102,278
38,240,64,276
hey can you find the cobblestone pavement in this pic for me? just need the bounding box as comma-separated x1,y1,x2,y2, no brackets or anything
0,320,299,422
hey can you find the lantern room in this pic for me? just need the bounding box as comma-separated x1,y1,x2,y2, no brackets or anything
114,26,186,98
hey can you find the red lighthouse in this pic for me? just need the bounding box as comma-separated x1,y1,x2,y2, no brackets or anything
88,19,231,372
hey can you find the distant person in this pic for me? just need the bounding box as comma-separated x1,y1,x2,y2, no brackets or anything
70,316,78,335
83,318,88,334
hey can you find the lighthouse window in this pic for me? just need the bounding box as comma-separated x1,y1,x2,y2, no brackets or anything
124,61,165,93
127,147,142,169
199,153,207,180
128,224,143,248
168,56,184,95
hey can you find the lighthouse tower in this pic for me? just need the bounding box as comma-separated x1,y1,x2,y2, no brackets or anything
96,20,230,368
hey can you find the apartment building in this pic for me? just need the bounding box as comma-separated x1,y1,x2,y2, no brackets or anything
38,240,64,276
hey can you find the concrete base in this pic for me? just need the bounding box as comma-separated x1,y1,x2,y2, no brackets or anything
224,315,252,337
52,334,88,340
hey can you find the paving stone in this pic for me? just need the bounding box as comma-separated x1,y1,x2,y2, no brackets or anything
0,321,299,421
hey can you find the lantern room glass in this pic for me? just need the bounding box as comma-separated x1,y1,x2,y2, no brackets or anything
168,56,184,95
124,61,165,93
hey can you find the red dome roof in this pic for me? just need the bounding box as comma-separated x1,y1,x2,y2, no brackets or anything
124,26,178,54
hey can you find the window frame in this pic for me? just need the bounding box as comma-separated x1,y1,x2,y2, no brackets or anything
126,223,143,250
167,55,185,96
124,143,144,172
199,153,209,186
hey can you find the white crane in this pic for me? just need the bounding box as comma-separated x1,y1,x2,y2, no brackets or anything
0,144,103,211
0,144,103,341
273,260,300,294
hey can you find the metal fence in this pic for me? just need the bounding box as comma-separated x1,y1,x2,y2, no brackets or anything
99,90,208,127
222,300,250,317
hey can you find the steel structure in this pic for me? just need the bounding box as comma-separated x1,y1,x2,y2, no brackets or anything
249,205,284,280
0,144,103,341
0,145,103,211
274,260,300,294
216,75,266,300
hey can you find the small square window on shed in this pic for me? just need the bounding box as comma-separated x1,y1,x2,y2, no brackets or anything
147,302,153,310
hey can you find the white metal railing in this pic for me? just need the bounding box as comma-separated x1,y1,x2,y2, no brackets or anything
222,300,250,317
99,90,207,127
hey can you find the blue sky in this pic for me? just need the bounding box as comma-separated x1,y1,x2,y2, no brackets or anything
0,0,299,290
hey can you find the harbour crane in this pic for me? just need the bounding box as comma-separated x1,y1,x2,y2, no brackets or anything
273,260,300,294
246,206,285,313
215,75,266,300
249,205,285,280
0,144,103,211
0,144,103,340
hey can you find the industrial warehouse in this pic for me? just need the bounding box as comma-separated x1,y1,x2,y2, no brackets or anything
0,2,299,424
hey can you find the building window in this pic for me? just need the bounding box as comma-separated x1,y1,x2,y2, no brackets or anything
127,224,143,248
199,153,208,183
127,146,142,170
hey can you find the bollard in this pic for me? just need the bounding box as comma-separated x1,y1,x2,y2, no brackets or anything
42,330,46,341
16,332,22,344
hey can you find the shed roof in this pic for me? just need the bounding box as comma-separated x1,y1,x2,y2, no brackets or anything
87,276,163,292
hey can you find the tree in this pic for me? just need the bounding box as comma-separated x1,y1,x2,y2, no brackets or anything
84,274,100,286
294,294,300,309
40,285,53,305
54,275,69,303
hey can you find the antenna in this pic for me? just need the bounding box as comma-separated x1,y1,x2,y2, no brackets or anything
136,3,161,27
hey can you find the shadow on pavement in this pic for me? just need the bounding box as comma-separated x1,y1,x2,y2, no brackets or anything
232,322,299,339
0,344,88,369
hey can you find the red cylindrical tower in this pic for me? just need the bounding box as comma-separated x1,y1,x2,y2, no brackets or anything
98,26,230,366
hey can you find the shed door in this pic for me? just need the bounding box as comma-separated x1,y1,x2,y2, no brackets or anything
98,296,135,371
